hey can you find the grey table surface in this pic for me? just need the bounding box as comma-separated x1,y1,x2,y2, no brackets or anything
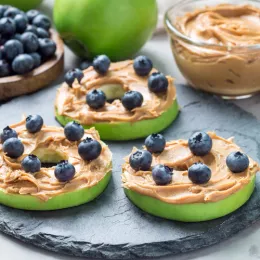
1,0,260,259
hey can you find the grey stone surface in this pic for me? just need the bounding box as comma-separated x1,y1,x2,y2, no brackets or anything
0,82,260,259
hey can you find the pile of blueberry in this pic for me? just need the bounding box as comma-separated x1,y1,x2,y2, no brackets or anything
0,117,102,182
0,5,56,77
64,55,169,111
129,131,250,186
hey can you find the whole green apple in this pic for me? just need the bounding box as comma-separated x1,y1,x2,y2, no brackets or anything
53,0,158,61
0,0,42,11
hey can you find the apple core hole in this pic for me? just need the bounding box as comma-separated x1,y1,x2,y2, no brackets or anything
98,83,125,103
31,148,68,168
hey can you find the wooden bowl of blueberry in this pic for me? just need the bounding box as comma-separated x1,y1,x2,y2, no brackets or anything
0,5,64,100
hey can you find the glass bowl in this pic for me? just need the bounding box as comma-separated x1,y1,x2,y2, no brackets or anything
164,0,260,99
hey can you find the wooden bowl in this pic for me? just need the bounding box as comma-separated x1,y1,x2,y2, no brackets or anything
0,29,64,101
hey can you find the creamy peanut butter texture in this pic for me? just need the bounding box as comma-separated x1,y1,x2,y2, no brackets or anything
55,60,176,124
0,119,112,201
171,4,260,96
122,133,259,204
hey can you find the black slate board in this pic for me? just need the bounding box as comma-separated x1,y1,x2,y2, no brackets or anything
0,84,260,259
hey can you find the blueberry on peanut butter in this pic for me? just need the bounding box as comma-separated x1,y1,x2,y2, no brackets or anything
54,160,76,182
26,114,43,133
133,55,153,76
93,54,110,74
64,121,84,142
0,126,17,143
226,151,249,173
78,137,102,161
129,149,152,171
152,164,173,185
64,68,84,87
21,154,41,173
122,91,143,111
188,132,212,156
3,137,24,158
86,89,106,109
145,133,166,153
148,72,168,93
188,162,211,184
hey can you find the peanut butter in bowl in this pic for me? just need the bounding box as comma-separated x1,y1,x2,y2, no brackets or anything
165,0,260,99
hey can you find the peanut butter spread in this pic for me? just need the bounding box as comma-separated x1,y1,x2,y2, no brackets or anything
122,132,259,204
177,4,260,47
55,60,176,124
0,119,112,201
170,4,260,96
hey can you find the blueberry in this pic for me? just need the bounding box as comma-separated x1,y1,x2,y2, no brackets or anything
93,55,110,74
0,5,9,18
12,54,34,74
0,126,17,143
26,9,40,23
188,163,211,184
21,32,39,53
26,115,43,133
14,14,28,33
188,132,212,156
38,38,56,58
12,33,21,41
226,151,249,173
30,52,41,68
122,91,143,111
148,72,168,93
0,17,16,36
78,137,102,161
129,149,152,171
21,154,41,173
36,27,49,38
64,121,84,141
32,14,51,30
64,68,84,87
0,36,8,45
86,89,106,109
145,133,166,153
4,7,21,18
0,60,11,77
152,164,173,185
3,137,24,158
4,39,23,61
80,60,92,70
54,160,76,182
25,24,37,34
133,55,153,76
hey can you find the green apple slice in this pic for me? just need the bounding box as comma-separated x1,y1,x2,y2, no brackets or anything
56,100,179,141
124,176,255,222
0,170,111,211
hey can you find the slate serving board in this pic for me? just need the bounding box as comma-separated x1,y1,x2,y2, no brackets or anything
0,84,260,259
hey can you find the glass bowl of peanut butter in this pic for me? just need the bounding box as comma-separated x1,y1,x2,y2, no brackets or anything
165,0,260,99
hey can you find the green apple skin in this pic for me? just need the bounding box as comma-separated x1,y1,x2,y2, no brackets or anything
0,0,42,11
0,171,111,210
124,176,255,222
53,0,158,60
56,100,179,141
